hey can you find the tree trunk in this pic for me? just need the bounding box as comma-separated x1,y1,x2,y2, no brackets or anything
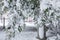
37,24,47,40
39,26,45,40
3,17,5,29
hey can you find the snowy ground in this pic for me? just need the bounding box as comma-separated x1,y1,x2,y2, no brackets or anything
12,31,38,40
0,27,38,40
0,31,6,40
25,22,36,27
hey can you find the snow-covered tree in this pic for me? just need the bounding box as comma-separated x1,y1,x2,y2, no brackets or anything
0,0,26,40
40,0,60,40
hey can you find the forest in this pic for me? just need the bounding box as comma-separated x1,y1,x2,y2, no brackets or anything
0,0,60,40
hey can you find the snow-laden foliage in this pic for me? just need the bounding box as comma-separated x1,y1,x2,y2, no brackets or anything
0,0,25,40
0,0,40,40
40,0,60,40
1,0,60,40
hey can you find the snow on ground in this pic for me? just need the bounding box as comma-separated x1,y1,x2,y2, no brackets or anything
25,22,36,27
47,36,57,40
12,27,38,40
12,31,38,40
0,31,6,40
0,27,38,40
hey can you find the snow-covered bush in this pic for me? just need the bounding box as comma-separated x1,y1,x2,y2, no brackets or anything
40,0,60,40
0,0,26,40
